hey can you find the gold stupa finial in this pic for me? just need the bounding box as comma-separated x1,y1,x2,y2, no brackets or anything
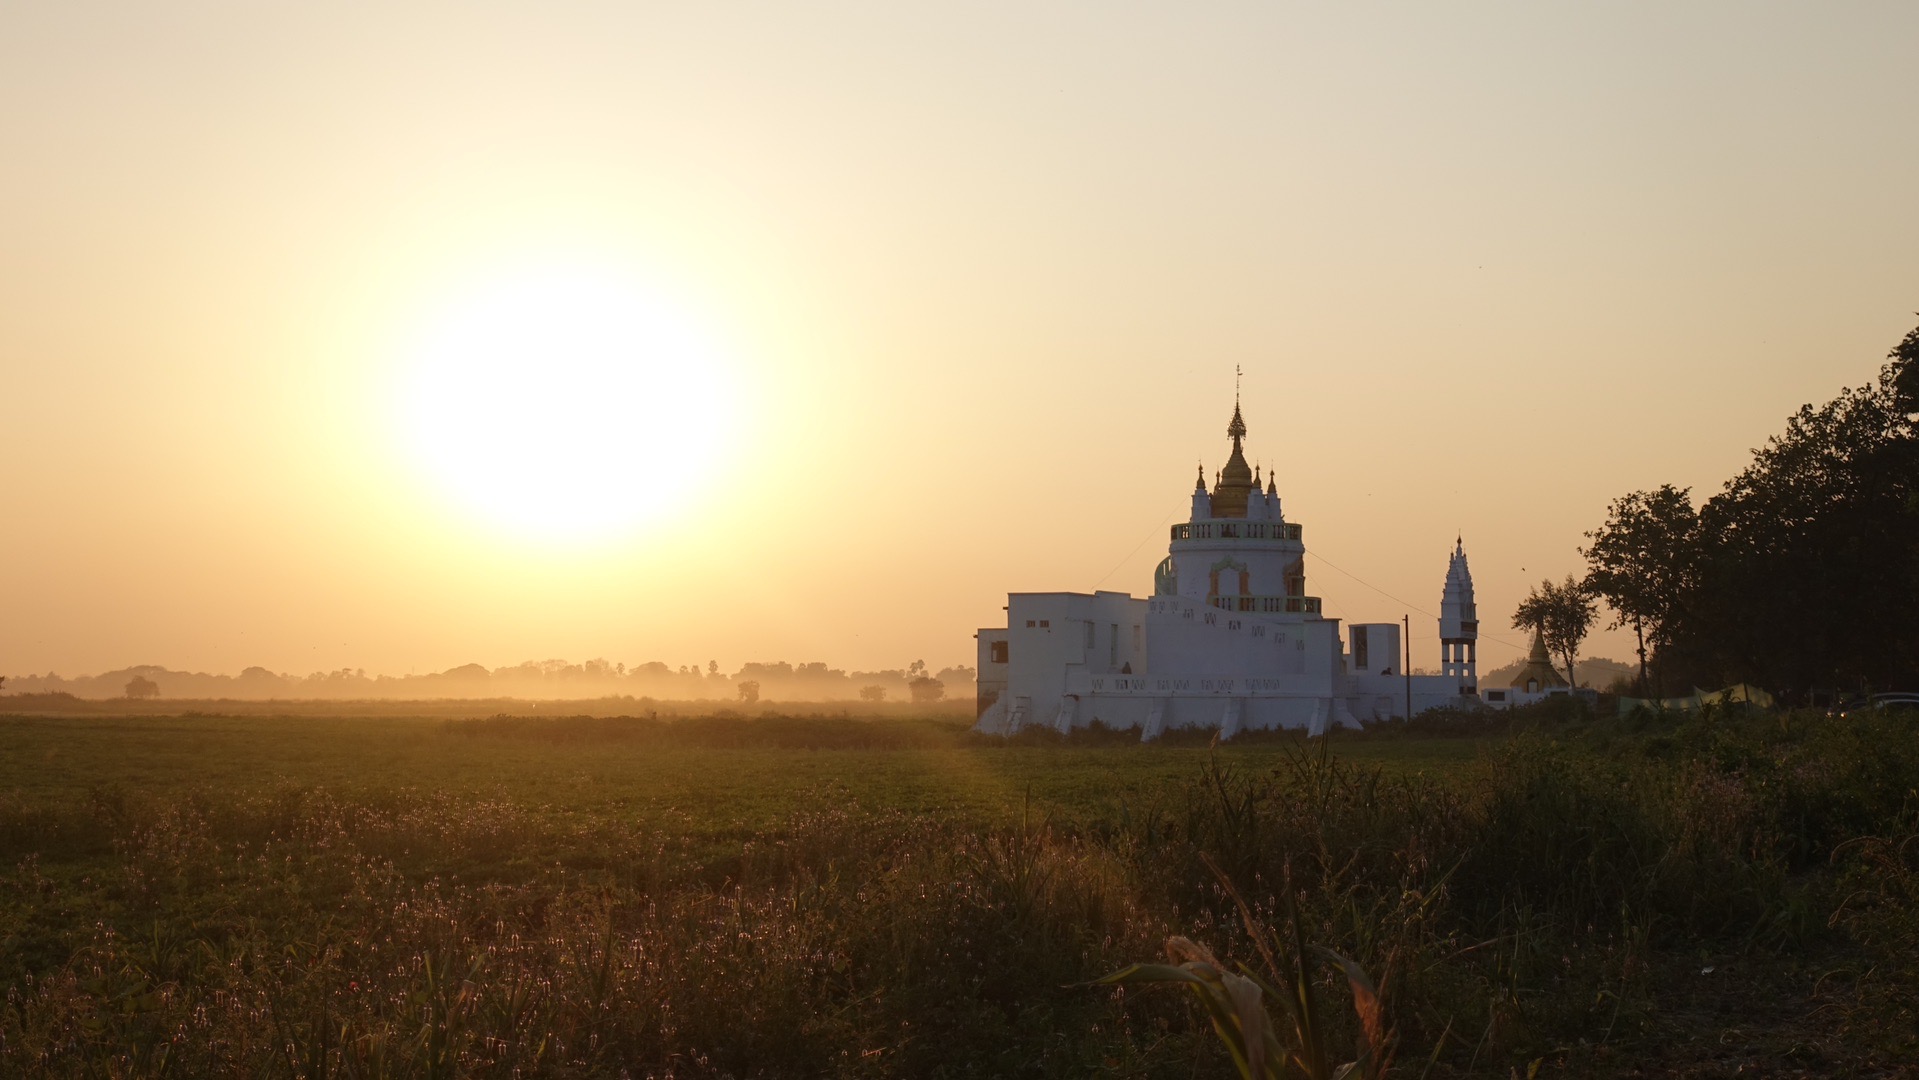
1211,371,1255,517
1227,365,1247,444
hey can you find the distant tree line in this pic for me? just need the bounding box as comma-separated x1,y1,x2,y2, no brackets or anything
1580,321,1919,697
3,658,978,703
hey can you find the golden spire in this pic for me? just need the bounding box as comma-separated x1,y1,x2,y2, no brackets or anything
1227,365,1247,446
1212,372,1255,517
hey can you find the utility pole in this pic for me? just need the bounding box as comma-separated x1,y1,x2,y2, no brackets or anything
1403,613,1413,721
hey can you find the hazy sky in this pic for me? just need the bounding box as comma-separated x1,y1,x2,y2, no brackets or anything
4,1,1916,680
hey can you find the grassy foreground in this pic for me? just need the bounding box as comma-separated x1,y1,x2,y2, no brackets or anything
0,706,1914,1077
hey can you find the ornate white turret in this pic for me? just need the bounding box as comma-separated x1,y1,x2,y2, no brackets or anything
1246,465,1271,521
1438,537,1478,694
1166,398,1318,616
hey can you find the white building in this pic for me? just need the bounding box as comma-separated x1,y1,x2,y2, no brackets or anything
974,398,1480,738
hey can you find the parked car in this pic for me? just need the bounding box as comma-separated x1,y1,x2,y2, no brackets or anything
1837,692,1919,716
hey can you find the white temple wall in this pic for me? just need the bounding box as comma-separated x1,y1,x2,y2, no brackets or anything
1002,591,1148,729
1069,691,1349,737
1143,597,1340,693
1077,695,1152,731
1344,673,1474,720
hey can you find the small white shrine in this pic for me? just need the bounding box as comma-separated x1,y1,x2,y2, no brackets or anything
973,396,1480,738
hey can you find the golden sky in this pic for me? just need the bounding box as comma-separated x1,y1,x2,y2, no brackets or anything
4,2,1916,680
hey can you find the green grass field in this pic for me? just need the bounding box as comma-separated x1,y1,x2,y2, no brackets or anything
0,711,1486,823
1,705,1914,1077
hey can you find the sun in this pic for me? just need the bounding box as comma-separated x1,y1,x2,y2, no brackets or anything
393,261,735,544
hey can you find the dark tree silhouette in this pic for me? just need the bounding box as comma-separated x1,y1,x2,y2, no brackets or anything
1583,320,1919,693
1688,328,1917,688
1513,575,1596,690
1583,485,1698,694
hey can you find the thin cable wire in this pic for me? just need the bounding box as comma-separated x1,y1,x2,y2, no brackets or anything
1304,547,1530,652
1091,509,1177,591
1304,547,1437,618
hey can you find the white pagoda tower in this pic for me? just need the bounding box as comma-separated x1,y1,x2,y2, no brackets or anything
1437,537,1478,696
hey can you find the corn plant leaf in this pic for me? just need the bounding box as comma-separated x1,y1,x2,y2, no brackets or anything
1092,962,1209,987
1166,935,1223,968
1223,972,1272,1079
1310,945,1392,1079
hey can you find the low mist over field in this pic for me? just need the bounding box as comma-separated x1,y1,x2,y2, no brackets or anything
2,658,976,703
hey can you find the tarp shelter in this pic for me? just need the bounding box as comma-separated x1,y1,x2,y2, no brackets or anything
1618,683,1775,716
1697,684,1775,708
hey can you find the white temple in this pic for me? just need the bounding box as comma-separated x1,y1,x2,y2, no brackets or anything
973,396,1480,738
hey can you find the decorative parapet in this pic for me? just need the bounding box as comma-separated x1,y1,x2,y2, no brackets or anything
1171,522,1302,541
